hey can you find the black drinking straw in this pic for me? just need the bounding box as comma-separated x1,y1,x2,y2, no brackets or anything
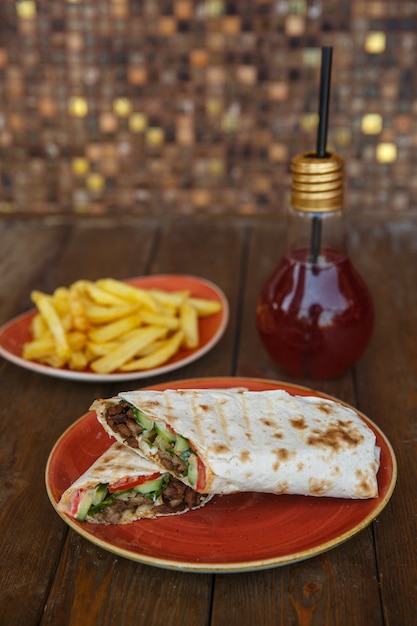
310,46,333,264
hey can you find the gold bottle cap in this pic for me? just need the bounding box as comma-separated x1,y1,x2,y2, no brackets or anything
290,150,344,212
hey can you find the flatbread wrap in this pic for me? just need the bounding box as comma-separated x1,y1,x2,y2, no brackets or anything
91,388,380,499
57,442,212,524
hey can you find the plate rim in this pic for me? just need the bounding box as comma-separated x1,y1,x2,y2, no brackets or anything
0,274,229,382
45,376,397,573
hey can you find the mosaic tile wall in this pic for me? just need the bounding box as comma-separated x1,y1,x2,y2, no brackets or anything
1,0,417,216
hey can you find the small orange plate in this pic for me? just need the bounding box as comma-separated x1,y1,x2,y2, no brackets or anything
0,275,228,382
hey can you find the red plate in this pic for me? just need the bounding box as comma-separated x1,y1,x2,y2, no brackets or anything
45,377,397,573
0,275,228,382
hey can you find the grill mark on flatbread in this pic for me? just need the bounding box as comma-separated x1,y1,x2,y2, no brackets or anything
240,449,252,463
209,442,230,455
162,393,176,427
210,397,231,447
274,481,289,494
355,469,375,498
307,419,364,451
260,417,276,428
259,395,283,440
93,462,139,478
189,394,206,444
316,401,337,415
140,399,163,413
277,448,292,461
290,415,308,430
240,395,252,441
271,447,295,471
266,396,280,430
308,478,334,495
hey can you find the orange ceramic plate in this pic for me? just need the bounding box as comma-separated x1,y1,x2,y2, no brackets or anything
0,275,228,382
45,377,397,573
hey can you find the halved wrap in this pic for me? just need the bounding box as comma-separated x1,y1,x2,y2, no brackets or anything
57,442,212,524
91,388,381,499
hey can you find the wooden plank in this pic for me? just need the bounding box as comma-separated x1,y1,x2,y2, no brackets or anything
0,367,107,626
349,217,417,626
213,217,384,625
212,533,382,626
0,219,68,322
143,215,247,383
36,216,246,625
0,218,162,626
41,534,213,626
28,217,160,291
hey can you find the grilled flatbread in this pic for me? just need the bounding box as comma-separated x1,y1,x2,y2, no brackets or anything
91,388,380,499
57,442,212,524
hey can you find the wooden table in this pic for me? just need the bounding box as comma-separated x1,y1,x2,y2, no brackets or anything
0,213,415,626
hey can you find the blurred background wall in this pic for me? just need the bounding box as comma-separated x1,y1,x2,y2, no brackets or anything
0,0,416,216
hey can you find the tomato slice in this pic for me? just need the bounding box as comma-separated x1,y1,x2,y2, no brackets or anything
196,457,206,491
70,489,83,516
108,472,162,493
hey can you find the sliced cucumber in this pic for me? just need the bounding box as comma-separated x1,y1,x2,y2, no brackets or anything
154,434,172,452
75,489,97,521
174,435,190,454
92,483,108,505
154,421,176,443
141,427,156,446
134,476,165,494
187,453,199,486
132,406,154,431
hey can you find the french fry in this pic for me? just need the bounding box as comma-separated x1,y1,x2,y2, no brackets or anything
85,282,128,306
179,301,199,349
86,339,121,358
90,326,168,374
141,310,180,331
31,290,71,360
53,286,70,300
88,312,142,343
30,313,49,340
69,350,89,371
133,338,168,357
148,289,189,309
67,330,87,352
22,336,56,361
187,297,222,316
69,291,89,331
42,354,68,368
84,302,140,324
22,330,86,362
69,279,91,294
50,291,71,317
120,330,184,371
96,278,159,312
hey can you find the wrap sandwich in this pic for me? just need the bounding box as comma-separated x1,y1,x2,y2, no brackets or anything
91,388,380,500
57,442,212,524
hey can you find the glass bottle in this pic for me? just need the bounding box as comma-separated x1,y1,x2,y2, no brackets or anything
256,150,374,379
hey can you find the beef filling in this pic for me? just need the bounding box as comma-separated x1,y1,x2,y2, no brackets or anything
104,402,188,475
157,448,187,474
105,401,142,449
91,476,204,524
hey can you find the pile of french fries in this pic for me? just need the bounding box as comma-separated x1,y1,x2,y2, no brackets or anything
22,278,222,374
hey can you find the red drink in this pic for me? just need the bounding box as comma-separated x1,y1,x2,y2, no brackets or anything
256,248,374,379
